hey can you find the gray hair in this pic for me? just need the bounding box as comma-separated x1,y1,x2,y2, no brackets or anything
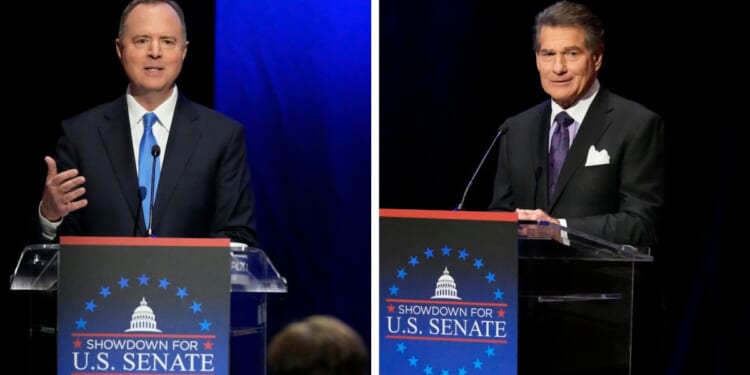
118,0,187,40
532,1,604,54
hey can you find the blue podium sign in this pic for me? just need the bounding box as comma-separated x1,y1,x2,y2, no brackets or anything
380,209,518,375
57,236,230,375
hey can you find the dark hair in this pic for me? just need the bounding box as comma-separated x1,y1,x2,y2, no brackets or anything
118,0,187,40
533,1,604,54
268,315,369,375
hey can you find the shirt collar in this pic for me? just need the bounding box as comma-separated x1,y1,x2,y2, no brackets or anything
126,85,179,132
550,79,600,126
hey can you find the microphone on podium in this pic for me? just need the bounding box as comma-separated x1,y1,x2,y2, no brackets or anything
454,124,507,211
148,145,161,237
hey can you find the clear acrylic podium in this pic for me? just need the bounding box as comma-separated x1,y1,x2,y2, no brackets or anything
10,242,287,375
518,222,653,375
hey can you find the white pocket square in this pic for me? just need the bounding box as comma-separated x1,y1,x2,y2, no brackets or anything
585,145,610,166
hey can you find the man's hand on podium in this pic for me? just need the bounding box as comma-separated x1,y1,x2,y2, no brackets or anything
516,208,563,243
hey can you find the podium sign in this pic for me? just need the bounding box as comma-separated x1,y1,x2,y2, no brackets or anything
57,237,230,375
379,209,518,374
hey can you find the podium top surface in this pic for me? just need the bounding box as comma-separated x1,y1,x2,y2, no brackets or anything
520,221,653,262
60,236,231,247
380,208,653,262
10,241,288,293
380,208,517,222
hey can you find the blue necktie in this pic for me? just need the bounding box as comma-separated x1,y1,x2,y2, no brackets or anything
139,112,160,230
548,111,574,199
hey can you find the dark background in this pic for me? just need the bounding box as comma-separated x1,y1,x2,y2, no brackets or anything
381,1,742,374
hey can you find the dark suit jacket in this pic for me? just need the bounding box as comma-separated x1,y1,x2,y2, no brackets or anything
489,87,664,246
50,94,258,246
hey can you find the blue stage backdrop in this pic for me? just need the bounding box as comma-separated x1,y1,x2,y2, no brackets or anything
214,1,371,345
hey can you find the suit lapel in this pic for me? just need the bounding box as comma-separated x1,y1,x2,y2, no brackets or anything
549,88,614,209
152,96,202,227
533,104,552,209
98,97,141,222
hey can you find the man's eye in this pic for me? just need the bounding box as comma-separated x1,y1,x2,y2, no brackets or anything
161,39,177,48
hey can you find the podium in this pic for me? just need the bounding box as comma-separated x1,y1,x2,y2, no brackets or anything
379,209,653,375
518,221,653,375
10,238,287,375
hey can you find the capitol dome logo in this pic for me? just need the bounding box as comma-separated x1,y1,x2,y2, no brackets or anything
125,297,162,333
431,267,461,300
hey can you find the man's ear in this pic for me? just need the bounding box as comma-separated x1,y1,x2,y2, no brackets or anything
115,39,123,59
592,52,603,72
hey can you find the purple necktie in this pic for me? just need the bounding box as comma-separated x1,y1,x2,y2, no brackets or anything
548,111,574,199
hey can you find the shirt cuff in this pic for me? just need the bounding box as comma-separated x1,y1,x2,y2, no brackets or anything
558,218,570,246
39,201,62,241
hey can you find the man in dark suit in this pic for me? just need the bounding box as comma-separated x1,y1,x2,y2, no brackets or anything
490,2,667,374
38,0,257,246
489,1,664,247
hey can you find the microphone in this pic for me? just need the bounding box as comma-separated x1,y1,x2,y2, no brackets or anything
455,124,507,210
148,145,161,237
